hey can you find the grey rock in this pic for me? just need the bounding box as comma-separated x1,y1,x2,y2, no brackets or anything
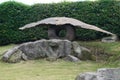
75,72,97,80
97,68,120,80
101,35,117,43
76,73,85,80
64,55,80,62
2,47,22,63
2,39,93,63
2,39,72,62
76,68,120,80
63,40,72,57
18,39,72,60
21,53,28,61
72,41,91,60
72,41,82,56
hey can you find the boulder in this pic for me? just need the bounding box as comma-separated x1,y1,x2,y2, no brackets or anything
101,35,117,43
2,39,72,62
97,68,120,80
21,53,28,61
2,47,23,63
19,39,72,60
63,55,80,62
75,72,97,80
2,39,93,63
72,41,91,60
75,68,120,80
72,41,82,57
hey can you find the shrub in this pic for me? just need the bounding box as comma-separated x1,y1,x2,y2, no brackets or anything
0,1,120,45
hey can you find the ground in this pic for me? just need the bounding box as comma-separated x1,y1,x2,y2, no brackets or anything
0,42,120,80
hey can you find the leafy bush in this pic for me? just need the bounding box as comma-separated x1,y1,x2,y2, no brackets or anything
0,1,120,45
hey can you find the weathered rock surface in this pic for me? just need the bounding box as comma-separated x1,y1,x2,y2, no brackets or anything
2,39,72,63
2,47,23,63
97,68,120,80
75,72,97,80
2,39,91,63
101,35,117,43
76,68,120,80
63,55,80,62
72,41,91,60
72,41,82,57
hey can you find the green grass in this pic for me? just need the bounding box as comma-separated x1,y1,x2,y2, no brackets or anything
0,42,120,80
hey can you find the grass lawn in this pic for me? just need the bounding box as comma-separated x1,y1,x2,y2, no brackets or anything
0,42,120,80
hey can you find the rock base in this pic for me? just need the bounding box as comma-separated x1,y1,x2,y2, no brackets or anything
2,39,90,63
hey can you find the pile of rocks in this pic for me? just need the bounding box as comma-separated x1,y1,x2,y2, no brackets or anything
76,68,120,80
2,39,90,63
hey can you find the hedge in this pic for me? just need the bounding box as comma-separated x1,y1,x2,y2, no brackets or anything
0,1,120,45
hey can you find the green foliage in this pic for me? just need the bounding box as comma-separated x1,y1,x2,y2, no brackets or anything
0,1,120,45
0,1,47,45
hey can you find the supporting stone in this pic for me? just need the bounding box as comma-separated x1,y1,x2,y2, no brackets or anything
48,25,75,41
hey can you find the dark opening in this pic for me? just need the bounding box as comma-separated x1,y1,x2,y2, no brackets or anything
57,28,67,37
